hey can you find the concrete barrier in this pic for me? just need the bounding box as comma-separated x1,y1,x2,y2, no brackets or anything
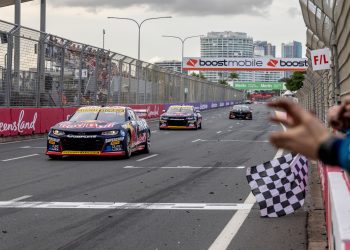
318,163,350,250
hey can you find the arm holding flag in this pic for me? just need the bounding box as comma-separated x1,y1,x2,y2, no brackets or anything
268,99,350,173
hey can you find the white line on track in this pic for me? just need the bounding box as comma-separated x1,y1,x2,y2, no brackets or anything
192,139,201,143
0,201,252,210
209,113,286,250
0,138,44,145
20,146,46,149
151,130,157,133
229,126,233,129
124,166,246,169
1,154,39,162
136,154,159,162
216,131,222,134
197,139,269,143
8,195,32,202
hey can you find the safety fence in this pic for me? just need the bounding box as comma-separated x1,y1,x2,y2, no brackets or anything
298,2,350,249
0,100,241,137
0,19,243,107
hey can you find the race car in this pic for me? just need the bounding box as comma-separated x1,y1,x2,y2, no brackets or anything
46,106,151,159
229,105,253,120
159,105,202,130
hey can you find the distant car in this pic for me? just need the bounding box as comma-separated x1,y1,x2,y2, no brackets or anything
46,106,151,159
159,105,202,130
244,100,253,104
229,105,253,120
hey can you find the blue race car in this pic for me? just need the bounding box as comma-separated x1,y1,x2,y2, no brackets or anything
46,106,151,159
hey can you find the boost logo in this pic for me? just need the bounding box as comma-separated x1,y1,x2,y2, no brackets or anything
186,59,198,67
267,59,279,67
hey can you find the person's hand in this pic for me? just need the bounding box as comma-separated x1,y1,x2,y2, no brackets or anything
328,105,345,131
268,99,331,159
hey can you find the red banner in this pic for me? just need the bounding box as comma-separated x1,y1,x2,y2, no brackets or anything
40,108,64,133
0,108,12,137
10,108,41,135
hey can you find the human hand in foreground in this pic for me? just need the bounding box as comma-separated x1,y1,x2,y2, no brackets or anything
268,99,331,159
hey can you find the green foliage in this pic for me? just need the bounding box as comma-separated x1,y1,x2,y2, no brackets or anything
191,72,206,79
218,79,229,86
229,72,239,80
285,71,305,91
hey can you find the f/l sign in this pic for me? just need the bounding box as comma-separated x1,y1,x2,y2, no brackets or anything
311,48,331,71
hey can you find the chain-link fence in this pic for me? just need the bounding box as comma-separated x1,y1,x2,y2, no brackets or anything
298,0,350,123
0,19,243,107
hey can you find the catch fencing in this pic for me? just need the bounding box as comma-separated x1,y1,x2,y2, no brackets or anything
299,1,350,250
0,19,243,108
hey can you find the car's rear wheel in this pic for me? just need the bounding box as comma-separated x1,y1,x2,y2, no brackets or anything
199,121,202,129
124,133,132,159
48,155,62,160
142,132,151,154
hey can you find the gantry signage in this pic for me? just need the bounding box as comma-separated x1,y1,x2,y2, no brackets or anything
183,57,308,71
233,82,284,90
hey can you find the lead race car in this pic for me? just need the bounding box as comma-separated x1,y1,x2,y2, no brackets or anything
159,105,202,130
46,106,151,159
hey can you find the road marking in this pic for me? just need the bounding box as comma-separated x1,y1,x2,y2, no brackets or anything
217,131,222,134
124,166,246,169
196,139,268,143
20,146,46,149
151,130,157,133
2,154,39,162
192,139,201,143
0,201,253,210
227,130,232,132
209,193,255,250
0,138,43,145
136,154,159,162
8,195,32,202
229,126,233,129
209,136,285,249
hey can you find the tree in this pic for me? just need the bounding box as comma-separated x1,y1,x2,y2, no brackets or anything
229,72,239,81
191,72,206,79
285,71,305,91
218,79,229,86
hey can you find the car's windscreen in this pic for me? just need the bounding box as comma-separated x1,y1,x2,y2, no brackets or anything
232,106,249,111
69,109,126,123
167,106,194,114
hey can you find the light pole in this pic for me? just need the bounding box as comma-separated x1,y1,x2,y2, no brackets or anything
162,35,203,73
103,29,105,50
108,16,172,61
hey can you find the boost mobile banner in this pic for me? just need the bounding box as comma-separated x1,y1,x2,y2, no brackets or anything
183,57,308,71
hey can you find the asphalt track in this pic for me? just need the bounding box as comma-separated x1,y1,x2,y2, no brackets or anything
0,104,307,250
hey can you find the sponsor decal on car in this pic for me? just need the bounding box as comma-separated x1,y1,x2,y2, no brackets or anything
62,151,101,155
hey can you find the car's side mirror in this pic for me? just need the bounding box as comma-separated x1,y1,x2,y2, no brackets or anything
162,110,166,113
66,115,71,121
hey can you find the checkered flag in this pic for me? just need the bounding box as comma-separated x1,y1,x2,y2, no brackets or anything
246,153,308,217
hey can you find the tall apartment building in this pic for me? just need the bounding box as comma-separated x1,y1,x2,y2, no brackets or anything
253,41,283,82
200,31,254,83
254,41,276,57
282,41,303,78
154,60,182,73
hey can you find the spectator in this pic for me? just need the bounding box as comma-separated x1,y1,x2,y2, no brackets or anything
268,98,350,173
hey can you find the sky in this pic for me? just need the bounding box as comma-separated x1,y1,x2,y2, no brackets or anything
0,0,306,63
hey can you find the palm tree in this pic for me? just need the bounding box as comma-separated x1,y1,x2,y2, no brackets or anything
229,72,239,87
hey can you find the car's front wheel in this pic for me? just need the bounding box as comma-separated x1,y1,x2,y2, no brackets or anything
124,133,132,159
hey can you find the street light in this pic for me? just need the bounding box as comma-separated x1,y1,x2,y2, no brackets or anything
108,16,172,61
162,35,203,73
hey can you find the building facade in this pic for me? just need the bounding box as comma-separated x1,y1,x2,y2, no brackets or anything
253,41,283,82
154,60,182,73
200,32,254,83
282,41,303,78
